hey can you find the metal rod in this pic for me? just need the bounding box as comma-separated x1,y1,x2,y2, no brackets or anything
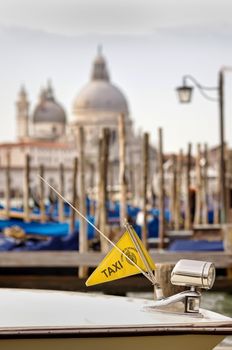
38,176,154,284
183,75,218,91
182,75,218,102
219,70,227,223
125,221,164,300
125,222,156,283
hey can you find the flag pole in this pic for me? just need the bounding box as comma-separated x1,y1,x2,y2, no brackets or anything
38,176,155,285
125,222,164,300
125,221,156,283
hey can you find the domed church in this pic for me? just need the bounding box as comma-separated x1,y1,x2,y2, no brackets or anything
73,47,130,128
0,48,146,197
32,83,66,140
16,47,134,149
16,81,67,142
69,47,135,163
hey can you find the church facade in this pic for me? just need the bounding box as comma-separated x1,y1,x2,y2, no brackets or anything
0,49,152,201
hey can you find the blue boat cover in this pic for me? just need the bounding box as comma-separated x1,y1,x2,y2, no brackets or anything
168,239,224,252
0,215,96,239
0,219,68,237
0,230,79,252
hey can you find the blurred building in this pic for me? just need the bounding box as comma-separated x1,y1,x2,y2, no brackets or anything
16,82,67,143
0,48,155,201
70,46,132,148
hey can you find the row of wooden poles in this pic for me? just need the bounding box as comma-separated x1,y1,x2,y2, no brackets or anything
2,115,229,256
2,116,161,259
169,142,232,230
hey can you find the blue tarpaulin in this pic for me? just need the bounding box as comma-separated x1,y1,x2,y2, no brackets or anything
168,239,224,252
0,215,96,239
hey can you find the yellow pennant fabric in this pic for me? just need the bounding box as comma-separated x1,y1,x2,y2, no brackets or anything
86,229,156,286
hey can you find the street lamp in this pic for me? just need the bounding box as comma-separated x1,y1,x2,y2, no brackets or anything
176,85,193,103
176,69,228,223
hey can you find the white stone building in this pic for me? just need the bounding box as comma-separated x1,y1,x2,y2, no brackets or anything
0,49,154,201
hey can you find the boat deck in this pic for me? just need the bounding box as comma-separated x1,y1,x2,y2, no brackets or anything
0,289,231,333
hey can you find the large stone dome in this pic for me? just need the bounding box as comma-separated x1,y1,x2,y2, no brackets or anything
73,49,129,116
73,80,128,114
33,83,66,124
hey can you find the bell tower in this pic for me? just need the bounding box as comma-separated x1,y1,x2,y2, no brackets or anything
16,85,30,141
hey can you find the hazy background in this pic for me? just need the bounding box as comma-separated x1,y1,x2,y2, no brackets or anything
0,0,232,152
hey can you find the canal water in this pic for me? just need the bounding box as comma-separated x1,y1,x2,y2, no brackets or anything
201,292,232,318
202,292,232,349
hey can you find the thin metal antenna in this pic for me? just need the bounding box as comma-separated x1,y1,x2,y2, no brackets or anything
38,176,154,285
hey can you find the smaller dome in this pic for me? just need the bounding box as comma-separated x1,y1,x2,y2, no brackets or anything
33,82,66,124
33,101,66,124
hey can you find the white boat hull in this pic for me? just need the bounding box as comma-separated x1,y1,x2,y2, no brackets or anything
0,334,225,350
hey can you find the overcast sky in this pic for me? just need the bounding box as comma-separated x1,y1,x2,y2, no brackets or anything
1,0,232,35
0,0,232,152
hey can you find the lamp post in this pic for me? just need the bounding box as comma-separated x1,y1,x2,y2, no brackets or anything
176,69,227,223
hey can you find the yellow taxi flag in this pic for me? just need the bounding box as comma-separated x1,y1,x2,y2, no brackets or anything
85,229,156,286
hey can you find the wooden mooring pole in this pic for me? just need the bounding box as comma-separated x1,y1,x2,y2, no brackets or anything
174,149,183,230
39,165,46,223
78,127,88,278
99,128,110,253
5,151,11,218
23,154,30,222
108,160,114,207
158,128,165,249
170,154,177,229
58,163,65,222
95,138,102,230
142,132,149,248
129,151,136,206
70,157,78,234
214,149,220,225
184,143,192,230
194,144,202,225
202,143,209,225
118,114,127,228
89,163,96,217
226,150,232,223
